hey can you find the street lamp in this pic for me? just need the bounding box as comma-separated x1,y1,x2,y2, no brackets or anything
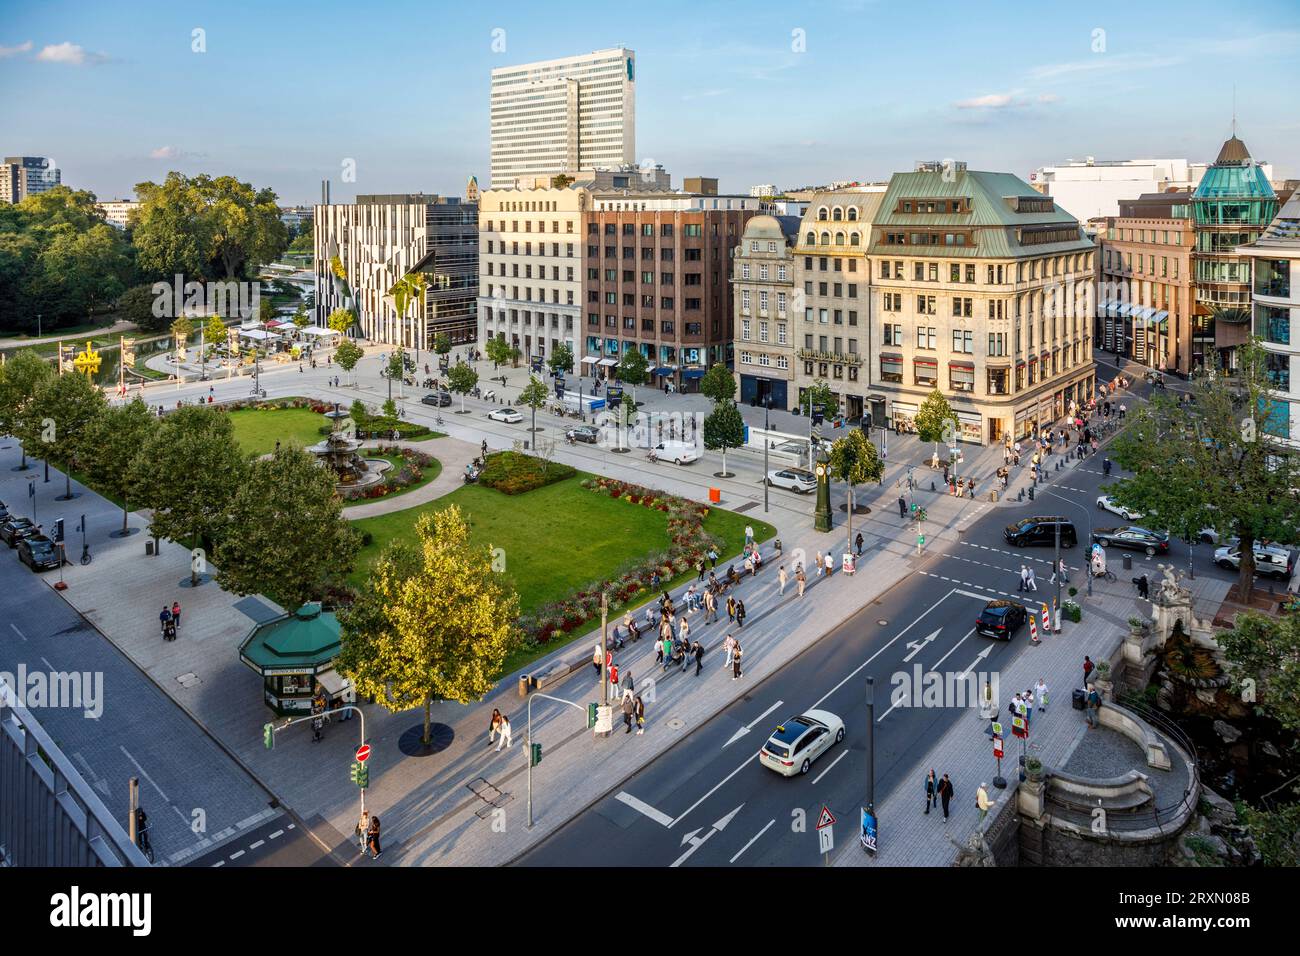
763,395,771,513
1044,489,1092,597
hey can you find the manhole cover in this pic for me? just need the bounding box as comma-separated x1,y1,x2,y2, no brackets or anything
666,718,685,730
397,722,455,756
877,619,889,626
176,673,201,688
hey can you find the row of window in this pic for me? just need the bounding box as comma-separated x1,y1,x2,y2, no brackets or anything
739,318,789,344
590,245,707,261
488,262,575,280
740,290,789,314
584,314,709,335
814,206,862,222
483,218,575,233
879,344,1084,390
1104,249,1181,279
738,351,792,369
484,241,576,257
877,255,1092,282
740,263,789,281
803,230,863,246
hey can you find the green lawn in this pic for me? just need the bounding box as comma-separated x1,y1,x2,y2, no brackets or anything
347,471,776,673
227,406,326,457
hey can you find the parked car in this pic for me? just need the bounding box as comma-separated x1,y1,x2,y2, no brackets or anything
16,534,60,571
1092,526,1170,556
655,440,699,465
0,516,37,548
1096,494,1143,521
1214,543,1295,580
421,391,451,407
487,407,523,424
566,424,600,444
766,468,817,494
975,599,1028,640
1004,516,1077,549
758,711,846,777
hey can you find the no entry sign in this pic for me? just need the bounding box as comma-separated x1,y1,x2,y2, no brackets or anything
356,744,371,763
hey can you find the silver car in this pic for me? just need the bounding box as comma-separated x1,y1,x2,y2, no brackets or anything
758,710,845,777
767,468,817,494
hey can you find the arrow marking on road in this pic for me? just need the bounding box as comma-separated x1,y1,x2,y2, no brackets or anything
723,700,784,749
929,628,976,670
615,791,674,828
672,804,744,867
903,628,942,662
956,644,995,681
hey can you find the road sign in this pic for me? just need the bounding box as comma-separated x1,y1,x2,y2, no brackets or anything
816,805,836,829
860,807,878,854
1012,715,1027,739
991,721,1003,737
355,744,371,763
819,824,834,854
993,735,1004,759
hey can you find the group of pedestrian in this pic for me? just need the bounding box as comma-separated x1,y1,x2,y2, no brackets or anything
158,601,181,641
355,810,381,860
924,769,956,820
1017,564,1038,592
489,707,513,751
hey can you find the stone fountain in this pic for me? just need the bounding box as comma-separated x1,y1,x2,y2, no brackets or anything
307,405,390,492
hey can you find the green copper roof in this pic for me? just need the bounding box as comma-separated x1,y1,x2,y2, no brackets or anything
239,602,341,674
868,169,1094,259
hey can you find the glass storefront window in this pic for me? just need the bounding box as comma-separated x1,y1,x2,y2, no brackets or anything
1254,258,1291,298
1256,305,1291,346
1265,352,1290,392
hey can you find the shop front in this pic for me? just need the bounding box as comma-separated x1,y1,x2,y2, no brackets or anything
955,410,983,445
239,602,346,716
891,401,918,433
740,373,789,410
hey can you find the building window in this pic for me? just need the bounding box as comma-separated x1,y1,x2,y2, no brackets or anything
950,365,975,392
916,326,936,349
881,356,903,382
914,361,938,387
952,330,973,353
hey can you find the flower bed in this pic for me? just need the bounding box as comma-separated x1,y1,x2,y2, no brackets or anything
479,450,575,495
520,477,719,646
340,445,439,501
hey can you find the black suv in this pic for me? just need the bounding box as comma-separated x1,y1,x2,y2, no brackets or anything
17,534,60,571
421,391,452,407
1005,516,1077,548
975,600,1027,640
0,516,37,547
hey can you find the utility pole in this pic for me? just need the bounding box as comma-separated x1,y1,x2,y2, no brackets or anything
526,692,589,828
1054,519,1062,620
128,776,140,845
763,396,770,513
865,676,876,851
599,592,609,708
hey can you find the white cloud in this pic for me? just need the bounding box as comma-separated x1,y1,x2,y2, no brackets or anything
955,93,1016,110
35,42,109,65
0,40,33,58
150,146,184,160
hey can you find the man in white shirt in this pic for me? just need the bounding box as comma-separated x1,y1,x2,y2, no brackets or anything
1034,678,1048,712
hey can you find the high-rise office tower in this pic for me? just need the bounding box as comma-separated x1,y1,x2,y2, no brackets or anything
0,156,61,203
489,48,635,189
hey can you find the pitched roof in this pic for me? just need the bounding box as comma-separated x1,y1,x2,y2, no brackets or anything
1215,135,1251,165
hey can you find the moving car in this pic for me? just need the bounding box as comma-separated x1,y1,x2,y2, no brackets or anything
566,424,600,444
420,391,451,407
758,710,846,777
1004,516,1077,549
654,440,699,465
1092,526,1170,556
975,599,1028,640
16,534,60,571
1214,543,1295,580
766,468,817,494
0,516,37,548
1096,494,1143,521
487,407,523,424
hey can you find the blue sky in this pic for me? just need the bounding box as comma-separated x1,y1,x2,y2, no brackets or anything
2,0,1298,205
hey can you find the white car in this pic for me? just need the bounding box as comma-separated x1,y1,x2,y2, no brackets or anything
488,407,523,424
767,468,817,494
654,440,699,465
1214,544,1295,580
758,710,846,777
1096,494,1143,521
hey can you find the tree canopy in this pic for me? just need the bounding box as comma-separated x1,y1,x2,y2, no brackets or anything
700,363,737,404
703,400,745,474
915,388,957,450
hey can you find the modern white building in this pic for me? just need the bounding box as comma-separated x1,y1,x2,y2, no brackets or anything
279,205,313,231
750,184,777,198
1028,158,1281,222
97,199,140,229
1239,191,1300,449
489,48,636,190
0,156,60,203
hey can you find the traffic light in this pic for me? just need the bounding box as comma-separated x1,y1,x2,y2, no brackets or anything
349,761,360,784
530,743,542,767
263,723,274,750
54,518,64,542
587,702,598,729
811,405,825,426
357,764,369,789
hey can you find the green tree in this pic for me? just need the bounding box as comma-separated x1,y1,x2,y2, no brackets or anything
433,333,452,359
347,399,370,434
204,314,228,354
114,283,170,333
829,429,884,555
1240,802,1300,867
129,405,247,584
326,307,355,335
291,303,310,330
337,506,522,746
1216,610,1300,735
611,392,637,451
171,316,194,339
334,339,363,385
1110,339,1299,594
258,296,277,325
447,362,479,413
915,388,957,464
509,345,522,368
82,399,158,535
700,363,737,404
16,369,107,498
800,380,838,419
0,350,55,468
704,400,745,475
214,446,360,611
548,343,574,376
617,348,649,404
519,375,549,433
485,336,511,370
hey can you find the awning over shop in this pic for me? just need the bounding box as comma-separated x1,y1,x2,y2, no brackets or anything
580,355,599,365
948,360,975,368
315,667,350,698
301,326,339,337
682,368,706,380
653,366,677,376
239,328,280,341
598,357,618,366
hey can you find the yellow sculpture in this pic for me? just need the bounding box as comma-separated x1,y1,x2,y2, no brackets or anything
72,341,102,377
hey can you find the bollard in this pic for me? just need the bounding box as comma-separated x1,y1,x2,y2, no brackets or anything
1028,486,1035,501
1018,488,1025,502
930,480,936,492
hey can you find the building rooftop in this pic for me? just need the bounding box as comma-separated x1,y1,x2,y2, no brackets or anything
1253,192,1300,249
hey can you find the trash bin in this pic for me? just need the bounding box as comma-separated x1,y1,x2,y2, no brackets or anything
518,676,530,697
1072,688,1087,710
523,440,530,450
1123,554,1132,570
145,540,154,556
709,488,721,503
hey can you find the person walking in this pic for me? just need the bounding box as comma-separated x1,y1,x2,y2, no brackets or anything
726,594,736,624
1083,655,1094,685
634,695,645,735
1035,678,1048,712
592,643,603,677
171,601,182,631
734,598,746,629
708,547,718,568
678,615,690,646
1018,565,1029,592
495,714,512,751
488,708,503,747
976,783,994,825
366,816,382,859
609,661,620,699
1050,557,1068,585
937,773,954,821
693,640,704,676
796,564,807,598
704,588,717,624
723,632,736,669
855,532,864,556
1086,686,1102,728
159,605,172,637
1025,566,1038,591
655,636,665,666
898,495,907,519
355,810,371,856
814,550,823,576
622,689,635,734
661,636,675,673
745,524,754,547
731,640,743,680
925,769,938,815
778,565,788,595
824,552,834,577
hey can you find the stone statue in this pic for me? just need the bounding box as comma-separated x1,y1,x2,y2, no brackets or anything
1155,563,1184,604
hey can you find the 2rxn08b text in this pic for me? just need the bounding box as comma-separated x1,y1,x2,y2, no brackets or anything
1119,892,1250,907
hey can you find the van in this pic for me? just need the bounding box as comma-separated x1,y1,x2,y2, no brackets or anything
1004,516,1078,549
655,440,700,465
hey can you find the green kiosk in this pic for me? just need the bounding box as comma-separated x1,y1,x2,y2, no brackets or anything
239,602,349,716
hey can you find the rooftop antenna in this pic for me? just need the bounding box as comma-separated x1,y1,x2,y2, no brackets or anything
1231,84,1237,137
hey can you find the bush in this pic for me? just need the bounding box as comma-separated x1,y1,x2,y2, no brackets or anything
479,451,575,495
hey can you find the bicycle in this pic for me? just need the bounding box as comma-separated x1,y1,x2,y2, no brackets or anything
434,413,445,427
136,824,154,864
1092,567,1117,583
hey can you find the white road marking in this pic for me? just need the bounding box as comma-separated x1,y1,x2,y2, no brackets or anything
249,840,265,850
10,623,26,641
268,829,284,840
119,745,170,803
903,628,941,663
723,699,785,748
211,860,225,868
671,803,744,867
811,750,848,785
929,628,976,670
730,819,775,863
228,850,245,860
615,791,674,828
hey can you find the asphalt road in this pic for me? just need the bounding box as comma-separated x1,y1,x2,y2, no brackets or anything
517,430,1245,867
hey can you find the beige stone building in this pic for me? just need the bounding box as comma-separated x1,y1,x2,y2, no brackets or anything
732,214,802,407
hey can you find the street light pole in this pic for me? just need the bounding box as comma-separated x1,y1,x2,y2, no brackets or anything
865,676,876,838
525,692,589,828
763,397,771,514
599,591,609,708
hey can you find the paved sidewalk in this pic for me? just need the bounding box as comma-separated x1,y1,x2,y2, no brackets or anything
341,436,478,520
834,571,1229,867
